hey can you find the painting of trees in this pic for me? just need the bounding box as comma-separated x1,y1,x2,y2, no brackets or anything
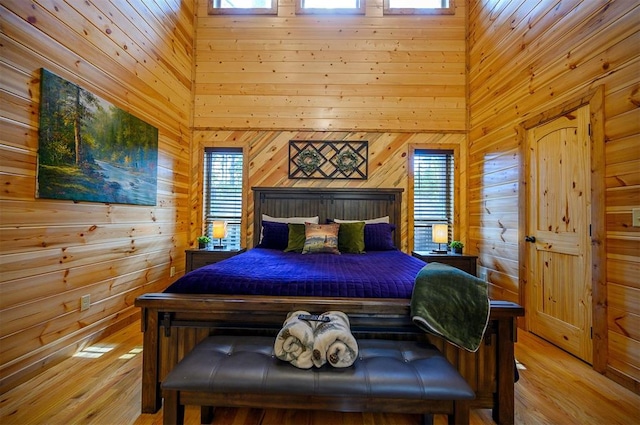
37,69,158,205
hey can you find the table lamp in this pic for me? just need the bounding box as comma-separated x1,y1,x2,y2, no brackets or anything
431,224,448,254
212,221,227,250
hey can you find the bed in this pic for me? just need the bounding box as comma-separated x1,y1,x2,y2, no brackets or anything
135,187,524,424
164,249,427,298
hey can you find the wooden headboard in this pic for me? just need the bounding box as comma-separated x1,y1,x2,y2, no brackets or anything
252,187,403,248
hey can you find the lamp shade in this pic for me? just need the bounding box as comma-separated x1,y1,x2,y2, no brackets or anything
212,221,227,239
432,224,448,244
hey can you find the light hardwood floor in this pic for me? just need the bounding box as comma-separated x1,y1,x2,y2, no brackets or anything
1,321,638,425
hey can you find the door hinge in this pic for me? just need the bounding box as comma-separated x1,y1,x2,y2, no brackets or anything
590,327,593,339
588,123,591,136
589,224,592,237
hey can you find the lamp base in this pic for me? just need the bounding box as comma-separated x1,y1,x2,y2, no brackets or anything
430,249,448,254
212,245,225,250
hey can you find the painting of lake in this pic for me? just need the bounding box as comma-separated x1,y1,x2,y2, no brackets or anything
36,69,158,206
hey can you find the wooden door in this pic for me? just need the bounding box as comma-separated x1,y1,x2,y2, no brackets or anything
525,105,593,364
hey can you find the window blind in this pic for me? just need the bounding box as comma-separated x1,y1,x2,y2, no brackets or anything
301,0,361,8
203,148,243,250
388,0,449,7
214,0,272,7
413,149,454,251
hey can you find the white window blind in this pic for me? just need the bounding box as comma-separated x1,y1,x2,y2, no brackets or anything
203,148,243,250
209,0,277,15
384,0,454,15
388,0,449,7
297,0,365,14
413,149,454,251
215,0,272,7
300,0,361,8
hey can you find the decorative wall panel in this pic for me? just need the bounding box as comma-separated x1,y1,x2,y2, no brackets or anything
288,140,367,179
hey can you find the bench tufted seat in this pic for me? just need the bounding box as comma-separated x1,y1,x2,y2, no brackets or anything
161,335,475,425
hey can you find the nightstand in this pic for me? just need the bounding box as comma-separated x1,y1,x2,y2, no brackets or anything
411,251,478,277
185,248,246,272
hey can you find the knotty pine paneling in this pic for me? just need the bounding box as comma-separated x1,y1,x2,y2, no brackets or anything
468,0,639,391
193,0,466,132
190,0,469,253
192,130,468,252
0,0,195,392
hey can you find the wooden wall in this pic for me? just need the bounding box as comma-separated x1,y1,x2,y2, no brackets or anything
0,0,195,392
194,0,466,132
3,0,635,397
467,0,639,391
192,0,469,250
192,130,466,250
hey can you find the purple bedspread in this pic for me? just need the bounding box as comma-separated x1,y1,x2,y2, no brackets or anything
165,248,428,298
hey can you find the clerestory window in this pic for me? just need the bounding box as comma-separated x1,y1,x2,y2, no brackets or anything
384,0,454,15
296,0,365,15
209,0,277,15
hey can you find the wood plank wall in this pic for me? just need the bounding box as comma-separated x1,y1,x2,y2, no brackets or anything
192,130,466,250
0,0,195,392
192,0,469,251
3,0,635,398
467,0,639,392
194,0,467,132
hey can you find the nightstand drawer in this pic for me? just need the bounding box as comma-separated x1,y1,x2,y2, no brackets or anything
411,251,478,277
185,248,246,272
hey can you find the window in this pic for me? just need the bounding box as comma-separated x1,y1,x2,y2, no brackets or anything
413,149,454,251
384,0,454,15
388,0,449,6
297,0,365,15
209,0,277,15
203,148,244,250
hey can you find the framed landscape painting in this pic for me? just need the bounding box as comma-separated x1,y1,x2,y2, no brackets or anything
36,69,158,206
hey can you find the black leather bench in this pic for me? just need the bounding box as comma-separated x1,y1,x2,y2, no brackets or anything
161,335,475,425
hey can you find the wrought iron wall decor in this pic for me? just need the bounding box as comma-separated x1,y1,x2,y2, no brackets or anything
289,140,368,179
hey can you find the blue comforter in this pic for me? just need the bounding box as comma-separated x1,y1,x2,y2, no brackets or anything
165,248,427,298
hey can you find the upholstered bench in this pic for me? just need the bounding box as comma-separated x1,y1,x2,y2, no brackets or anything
161,335,475,425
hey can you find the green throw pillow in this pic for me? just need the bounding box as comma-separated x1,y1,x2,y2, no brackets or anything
284,223,306,252
338,221,365,253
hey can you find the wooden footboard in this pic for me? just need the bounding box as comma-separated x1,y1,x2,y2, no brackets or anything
135,294,523,424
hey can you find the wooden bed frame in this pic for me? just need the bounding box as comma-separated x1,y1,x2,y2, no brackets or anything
135,187,524,424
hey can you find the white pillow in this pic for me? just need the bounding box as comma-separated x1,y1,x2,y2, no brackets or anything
260,214,320,242
333,216,389,224
262,214,319,224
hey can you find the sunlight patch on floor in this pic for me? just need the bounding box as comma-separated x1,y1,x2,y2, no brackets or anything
73,344,116,358
119,346,143,360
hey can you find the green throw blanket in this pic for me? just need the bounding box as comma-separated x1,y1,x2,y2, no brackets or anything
410,262,490,352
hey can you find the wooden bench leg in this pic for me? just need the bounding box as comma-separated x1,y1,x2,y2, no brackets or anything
163,390,184,425
494,318,516,424
449,400,470,425
201,406,215,424
141,307,162,413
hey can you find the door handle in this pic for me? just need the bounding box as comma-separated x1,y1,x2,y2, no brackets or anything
525,236,536,243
